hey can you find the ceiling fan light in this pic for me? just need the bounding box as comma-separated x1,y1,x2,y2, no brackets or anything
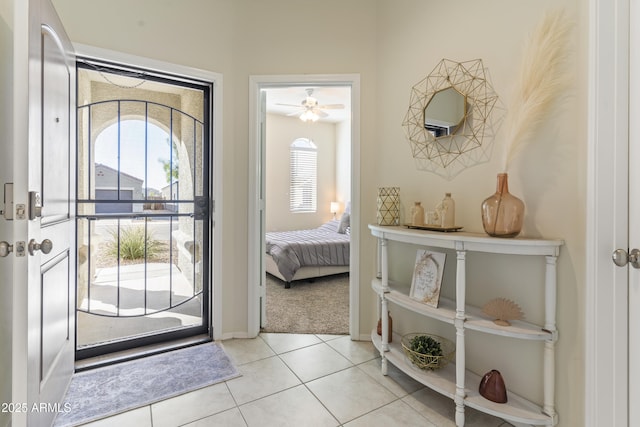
300,110,319,122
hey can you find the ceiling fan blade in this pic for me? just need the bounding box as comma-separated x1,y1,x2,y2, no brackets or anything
317,104,345,110
276,103,305,108
286,110,303,117
313,109,329,118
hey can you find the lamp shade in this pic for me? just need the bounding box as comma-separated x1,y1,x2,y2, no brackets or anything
330,202,340,214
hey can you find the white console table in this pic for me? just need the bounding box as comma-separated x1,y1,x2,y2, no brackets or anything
368,224,563,426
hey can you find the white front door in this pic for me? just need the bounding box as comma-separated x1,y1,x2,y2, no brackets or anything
13,1,75,426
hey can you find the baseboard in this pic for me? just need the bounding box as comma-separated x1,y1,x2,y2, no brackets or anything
217,331,372,342
357,333,372,341
217,331,254,341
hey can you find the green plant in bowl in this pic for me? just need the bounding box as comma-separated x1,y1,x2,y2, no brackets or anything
409,335,443,358
401,333,454,370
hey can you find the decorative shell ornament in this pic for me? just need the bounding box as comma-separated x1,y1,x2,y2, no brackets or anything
482,298,524,326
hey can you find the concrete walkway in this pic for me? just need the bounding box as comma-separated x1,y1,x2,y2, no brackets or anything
77,263,202,348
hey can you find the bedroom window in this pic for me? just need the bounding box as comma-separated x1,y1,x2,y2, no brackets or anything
289,138,317,212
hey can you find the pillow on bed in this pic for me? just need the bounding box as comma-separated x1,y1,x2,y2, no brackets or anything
338,212,350,234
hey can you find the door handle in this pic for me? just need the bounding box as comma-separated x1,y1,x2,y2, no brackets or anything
28,238,52,256
612,248,640,268
0,241,12,257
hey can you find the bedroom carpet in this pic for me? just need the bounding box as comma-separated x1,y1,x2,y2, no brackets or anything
53,342,239,427
263,273,349,335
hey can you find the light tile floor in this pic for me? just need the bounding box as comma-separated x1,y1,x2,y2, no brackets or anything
80,333,514,427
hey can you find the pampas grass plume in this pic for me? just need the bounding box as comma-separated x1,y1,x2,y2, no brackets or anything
502,9,572,171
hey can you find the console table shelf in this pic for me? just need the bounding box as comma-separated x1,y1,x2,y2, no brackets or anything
372,279,553,341
368,224,564,426
370,331,553,425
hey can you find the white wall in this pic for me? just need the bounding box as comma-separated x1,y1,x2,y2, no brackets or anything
265,113,337,231
374,2,586,423
335,120,351,209
49,1,587,424
0,1,12,426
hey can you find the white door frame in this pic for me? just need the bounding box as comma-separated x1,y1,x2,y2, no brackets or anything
69,44,225,341
11,1,40,426
248,74,361,339
585,0,630,424
11,1,35,423
0,1,15,423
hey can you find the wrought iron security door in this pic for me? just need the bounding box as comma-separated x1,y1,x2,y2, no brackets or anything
75,61,211,359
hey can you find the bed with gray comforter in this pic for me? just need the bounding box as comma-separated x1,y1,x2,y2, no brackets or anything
265,220,350,288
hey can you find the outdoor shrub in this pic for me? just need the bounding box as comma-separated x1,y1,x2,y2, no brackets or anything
106,225,161,260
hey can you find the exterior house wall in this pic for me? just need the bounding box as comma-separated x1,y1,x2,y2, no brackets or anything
95,163,144,212
161,182,179,212
50,1,587,424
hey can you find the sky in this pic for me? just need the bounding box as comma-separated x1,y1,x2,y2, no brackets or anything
94,120,175,191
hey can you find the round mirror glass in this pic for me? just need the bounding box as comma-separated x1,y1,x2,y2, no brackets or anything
423,87,467,138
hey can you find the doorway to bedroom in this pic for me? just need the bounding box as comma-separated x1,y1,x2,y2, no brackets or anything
249,76,360,338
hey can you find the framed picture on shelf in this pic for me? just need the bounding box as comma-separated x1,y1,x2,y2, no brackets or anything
410,249,446,308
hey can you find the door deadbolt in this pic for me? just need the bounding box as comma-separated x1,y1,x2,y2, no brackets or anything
612,248,640,268
28,238,52,256
28,191,42,220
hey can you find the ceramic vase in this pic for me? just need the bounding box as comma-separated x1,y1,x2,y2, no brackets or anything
481,173,524,237
440,193,455,228
411,202,425,226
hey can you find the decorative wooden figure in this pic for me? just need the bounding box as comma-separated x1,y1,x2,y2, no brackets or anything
482,297,524,326
479,369,508,403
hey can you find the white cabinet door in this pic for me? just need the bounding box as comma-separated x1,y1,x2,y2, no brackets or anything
629,0,640,423
587,0,633,425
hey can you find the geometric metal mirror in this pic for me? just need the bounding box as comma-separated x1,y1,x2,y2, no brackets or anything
403,58,500,180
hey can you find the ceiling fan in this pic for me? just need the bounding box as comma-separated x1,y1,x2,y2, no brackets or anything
276,88,345,122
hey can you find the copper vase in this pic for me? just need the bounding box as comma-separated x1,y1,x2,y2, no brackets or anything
481,173,524,238
376,311,392,343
